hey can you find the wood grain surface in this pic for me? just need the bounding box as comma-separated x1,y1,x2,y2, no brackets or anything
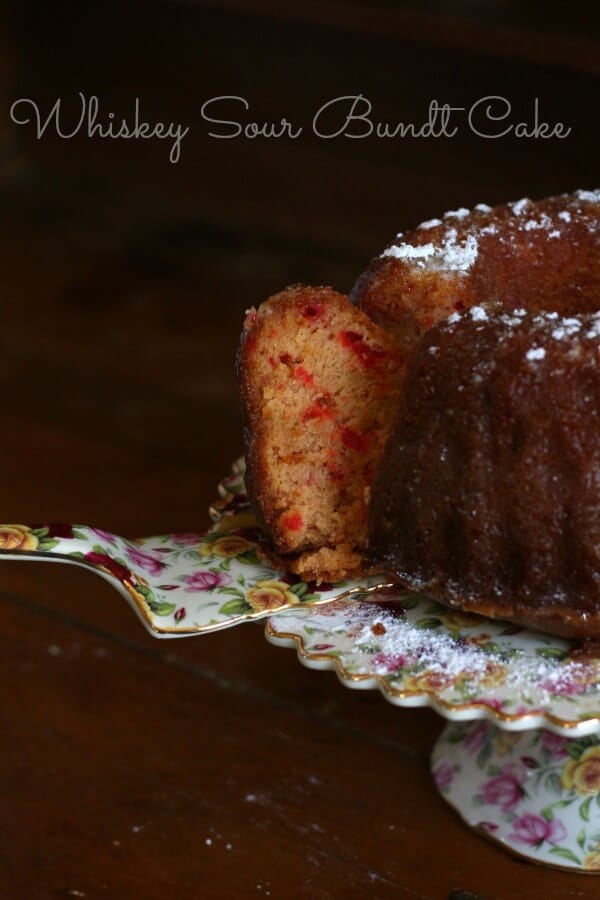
0,1,597,897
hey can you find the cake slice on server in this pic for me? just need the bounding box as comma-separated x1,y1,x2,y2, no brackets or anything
238,285,404,583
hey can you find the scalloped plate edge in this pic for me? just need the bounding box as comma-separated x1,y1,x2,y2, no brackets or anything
264,621,600,737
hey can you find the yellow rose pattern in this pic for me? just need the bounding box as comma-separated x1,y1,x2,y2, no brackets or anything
246,581,300,612
202,535,256,559
584,845,600,870
561,746,600,795
0,525,39,551
0,524,79,553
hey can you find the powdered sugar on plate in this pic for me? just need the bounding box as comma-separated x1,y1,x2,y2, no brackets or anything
268,594,600,733
350,605,592,703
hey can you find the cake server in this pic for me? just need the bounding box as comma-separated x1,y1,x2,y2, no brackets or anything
0,461,391,638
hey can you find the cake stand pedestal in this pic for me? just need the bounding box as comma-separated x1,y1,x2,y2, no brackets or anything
432,721,600,872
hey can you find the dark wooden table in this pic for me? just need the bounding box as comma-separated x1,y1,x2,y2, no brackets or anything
0,2,597,897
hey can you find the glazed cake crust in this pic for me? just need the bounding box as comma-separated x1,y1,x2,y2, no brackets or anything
351,191,600,352
369,306,600,639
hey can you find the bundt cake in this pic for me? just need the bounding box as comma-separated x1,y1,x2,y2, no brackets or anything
238,285,404,581
351,189,600,349
238,190,600,636
369,305,600,639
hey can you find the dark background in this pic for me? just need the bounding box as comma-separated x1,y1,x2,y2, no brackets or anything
0,3,597,897
1,1,597,518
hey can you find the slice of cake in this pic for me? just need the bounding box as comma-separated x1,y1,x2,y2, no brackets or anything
238,285,404,582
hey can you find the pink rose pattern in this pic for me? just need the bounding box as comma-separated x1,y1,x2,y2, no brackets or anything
539,672,590,697
433,760,455,792
90,527,118,545
508,813,567,847
184,570,232,592
541,731,569,759
372,652,408,673
170,533,203,546
481,762,527,812
125,546,167,576
434,722,600,870
463,721,488,756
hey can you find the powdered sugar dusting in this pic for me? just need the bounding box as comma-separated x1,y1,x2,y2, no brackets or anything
442,230,478,271
526,347,546,361
523,215,552,231
269,598,600,726
576,188,600,204
447,307,597,343
353,608,592,699
382,242,436,262
357,615,492,679
585,315,600,339
511,198,530,215
551,317,583,340
382,229,478,272
380,190,599,278
443,307,600,377
445,207,470,219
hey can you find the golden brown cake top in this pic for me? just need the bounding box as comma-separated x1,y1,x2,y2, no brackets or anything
378,189,600,275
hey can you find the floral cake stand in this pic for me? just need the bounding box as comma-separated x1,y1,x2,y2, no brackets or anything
0,460,599,873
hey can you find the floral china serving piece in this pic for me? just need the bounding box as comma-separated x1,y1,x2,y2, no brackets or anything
432,722,600,872
0,459,599,871
0,460,388,637
265,599,600,737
